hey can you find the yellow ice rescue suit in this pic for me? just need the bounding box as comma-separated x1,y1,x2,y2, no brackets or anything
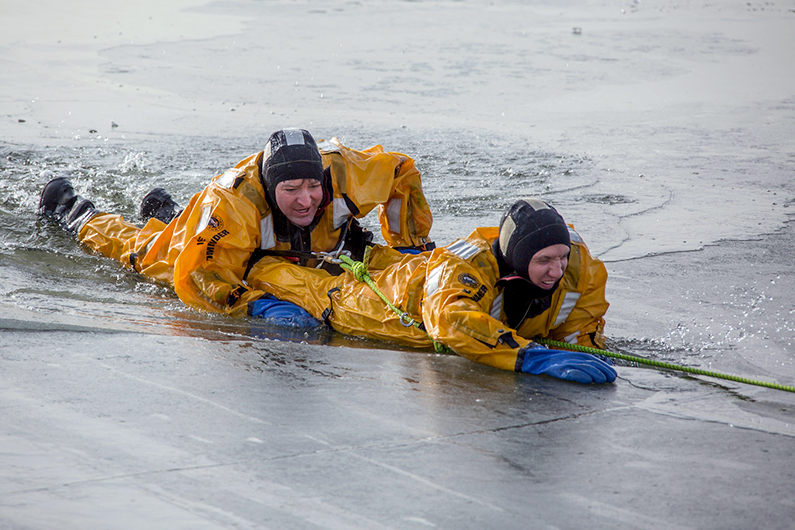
244,225,608,372
77,138,433,316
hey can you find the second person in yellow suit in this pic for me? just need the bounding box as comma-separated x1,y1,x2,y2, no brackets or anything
243,198,616,384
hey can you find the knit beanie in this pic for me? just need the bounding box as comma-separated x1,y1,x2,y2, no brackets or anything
497,198,570,280
261,128,324,200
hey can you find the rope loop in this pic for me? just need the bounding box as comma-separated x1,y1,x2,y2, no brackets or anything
350,260,368,282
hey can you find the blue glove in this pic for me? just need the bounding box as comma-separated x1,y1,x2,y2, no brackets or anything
395,242,436,254
519,343,617,384
397,247,422,255
248,294,321,328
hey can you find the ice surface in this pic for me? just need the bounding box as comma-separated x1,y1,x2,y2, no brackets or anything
1,0,794,527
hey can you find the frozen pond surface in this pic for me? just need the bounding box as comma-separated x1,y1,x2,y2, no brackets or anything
2,0,795,528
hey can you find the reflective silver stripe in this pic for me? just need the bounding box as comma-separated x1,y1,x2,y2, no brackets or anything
386,198,402,233
564,332,579,344
568,227,583,244
260,214,275,249
490,292,503,320
216,168,240,188
447,240,480,260
553,291,581,327
283,128,305,145
333,197,352,229
317,139,340,153
425,265,443,298
196,204,212,234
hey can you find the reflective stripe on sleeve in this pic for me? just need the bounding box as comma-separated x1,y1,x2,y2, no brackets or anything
333,198,352,229
568,227,583,244
216,169,241,188
425,265,443,298
386,198,402,234
317,139,341,153
260,214,275,249
553,291,581,327
564,332,579,344
490,291,503,320
197,204,211,234
447,240,480,260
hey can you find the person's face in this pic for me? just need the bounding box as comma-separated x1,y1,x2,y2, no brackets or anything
527,244,569,289
274,178,323,226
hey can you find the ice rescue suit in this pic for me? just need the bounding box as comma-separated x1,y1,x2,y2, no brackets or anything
245,225,608,372
76,139,433,316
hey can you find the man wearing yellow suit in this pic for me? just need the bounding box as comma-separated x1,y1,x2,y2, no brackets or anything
39,128,434,317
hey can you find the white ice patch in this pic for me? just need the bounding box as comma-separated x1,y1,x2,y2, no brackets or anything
595,184,789,262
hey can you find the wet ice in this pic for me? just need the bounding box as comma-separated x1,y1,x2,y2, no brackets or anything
2,0,795,527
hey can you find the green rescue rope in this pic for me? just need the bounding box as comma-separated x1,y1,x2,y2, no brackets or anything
337,249,449,353
536,338,795,394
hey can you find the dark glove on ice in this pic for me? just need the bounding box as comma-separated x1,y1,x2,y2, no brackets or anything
518,343,617,384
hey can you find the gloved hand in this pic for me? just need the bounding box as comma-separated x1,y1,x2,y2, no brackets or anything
248,294,321,328
396,247,423,255
395,241,436,255
519,343,617,384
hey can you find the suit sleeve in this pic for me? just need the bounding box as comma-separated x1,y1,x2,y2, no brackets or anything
171,185,265,316
327,141,433,248
420,249,532,372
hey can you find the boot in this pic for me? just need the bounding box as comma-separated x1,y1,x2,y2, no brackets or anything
38,177,97,234
140,187,181,224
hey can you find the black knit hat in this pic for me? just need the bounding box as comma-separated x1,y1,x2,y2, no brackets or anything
261,129,324,198
497,198,571,280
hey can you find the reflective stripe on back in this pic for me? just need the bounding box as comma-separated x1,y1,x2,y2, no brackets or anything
490,291,503,320
553,291,581,327
568,227,583,244
317,139,340,153
447,240,480,260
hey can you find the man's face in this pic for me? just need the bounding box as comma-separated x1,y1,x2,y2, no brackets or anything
274,178,323,227
527,244,569,289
